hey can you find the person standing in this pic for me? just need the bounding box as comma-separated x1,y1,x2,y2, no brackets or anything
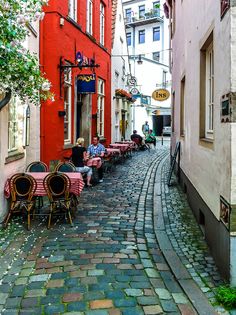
142,121,150,136
87,136,106,183
71,138,92,187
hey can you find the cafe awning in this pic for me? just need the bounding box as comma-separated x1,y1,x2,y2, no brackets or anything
115,89,136,103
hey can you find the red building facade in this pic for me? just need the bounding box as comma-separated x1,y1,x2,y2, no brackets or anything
40,0,112,166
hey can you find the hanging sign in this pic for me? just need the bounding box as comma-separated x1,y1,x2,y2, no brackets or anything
152,88,170,101
77,74,96,93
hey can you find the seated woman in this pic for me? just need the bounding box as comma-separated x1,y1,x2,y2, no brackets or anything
145,129,156,147
71,138,92,187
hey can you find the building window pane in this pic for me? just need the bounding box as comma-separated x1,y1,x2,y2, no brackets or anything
68,0,77,21
8,97,24,152
180,76,185,137
153,51,160,62
126,32,131,46
97,79,105,137
139,30,145,44
64,66,72,143
206,44,214,136
139,5,145,18
125,8,131,22
153,1,160,16
153,26,160,41
87,0,93,34
100,2,105,45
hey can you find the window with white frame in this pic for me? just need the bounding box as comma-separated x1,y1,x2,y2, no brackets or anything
8,97,24,152
64,66,72,143
87,0,93,34
205,43,214,137
68,0,77,21
100,2,105,45
97,79,105,137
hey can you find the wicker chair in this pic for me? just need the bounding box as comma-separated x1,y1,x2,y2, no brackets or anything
43,172,73,228
54,162,76,172
4,173,37,230
26,161,48,172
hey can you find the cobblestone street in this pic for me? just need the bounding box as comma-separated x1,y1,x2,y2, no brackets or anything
0,142,232,315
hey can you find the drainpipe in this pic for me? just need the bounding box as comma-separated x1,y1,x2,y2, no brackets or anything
0,89,11,111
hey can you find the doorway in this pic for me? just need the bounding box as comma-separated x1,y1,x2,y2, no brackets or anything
76,94,91,147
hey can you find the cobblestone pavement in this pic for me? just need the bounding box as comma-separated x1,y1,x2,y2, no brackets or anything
0,142,233,315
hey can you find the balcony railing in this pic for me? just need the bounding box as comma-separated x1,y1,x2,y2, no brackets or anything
125,9,163,25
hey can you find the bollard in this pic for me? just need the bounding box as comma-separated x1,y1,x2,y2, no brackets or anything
162,135,163,145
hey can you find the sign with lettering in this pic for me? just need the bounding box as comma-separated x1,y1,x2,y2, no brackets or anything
76,51,95,67
152,89,170,101
77,74,96,93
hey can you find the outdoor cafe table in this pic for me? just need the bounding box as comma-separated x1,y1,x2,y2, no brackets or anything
4,172,84,199
109,143,130,153
106,148,121,156
86,157,102,169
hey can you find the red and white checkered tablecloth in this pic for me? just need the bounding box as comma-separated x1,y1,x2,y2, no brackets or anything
106,148,121,156
4,172,84,199
109,143,130,152
86,157,102,169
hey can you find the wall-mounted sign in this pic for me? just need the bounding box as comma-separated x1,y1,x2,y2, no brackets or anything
130,87,139,95
128,76,137,86
152,89,170,101
220,196,231,229
76,51,95,67
77,74,96,93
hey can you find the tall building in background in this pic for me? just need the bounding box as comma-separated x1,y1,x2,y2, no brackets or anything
40,0,112,167
165,0,236,284
122,0,171,136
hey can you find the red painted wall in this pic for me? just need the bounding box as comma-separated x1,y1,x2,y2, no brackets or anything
40,0,112,166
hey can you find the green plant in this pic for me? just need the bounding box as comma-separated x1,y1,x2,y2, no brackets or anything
0,0,53,105
216,285,236,309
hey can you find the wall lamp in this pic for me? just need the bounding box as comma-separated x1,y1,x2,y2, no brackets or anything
137,55,143,65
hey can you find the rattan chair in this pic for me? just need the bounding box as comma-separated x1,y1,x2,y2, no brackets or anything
4,173,37,230
26,161,48,172
54,162,76,172
43,172,73,228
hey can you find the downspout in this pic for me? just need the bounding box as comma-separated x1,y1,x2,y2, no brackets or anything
0,89,11,111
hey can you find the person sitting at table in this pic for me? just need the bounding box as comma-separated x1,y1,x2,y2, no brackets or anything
145,129,156,147
131,130,143,145
71,137,92,187
87,136,105,183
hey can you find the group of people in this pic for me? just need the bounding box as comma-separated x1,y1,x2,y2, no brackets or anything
71,121,156,187
131,121,156,148
71,136,105,187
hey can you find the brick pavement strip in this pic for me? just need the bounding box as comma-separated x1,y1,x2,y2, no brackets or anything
0,145,229,314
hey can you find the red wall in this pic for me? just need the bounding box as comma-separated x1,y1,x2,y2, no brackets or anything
40,0,112,166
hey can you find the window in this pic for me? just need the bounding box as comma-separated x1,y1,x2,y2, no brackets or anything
153,1,160,16
153,26,160,41
206,44,214,136
162,70,167,87
139,5,145,18
153,51,160,62
100,2,105,45
8,97,24,152
126,32,131,46
97,79,105,136
221,0,230,18
68,0,77,21
200,32,214,141
139,30,145,44
172,91,175,132
180,76,185,136
126,8,131,22
64,66,72,143
86,0,93,34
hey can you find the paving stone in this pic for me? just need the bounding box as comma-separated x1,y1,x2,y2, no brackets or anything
29,274,50,282
5,297,21,309
88,269,105,276
143,305,163,314
172,293,189,304
67,301,87,312
44,304,65,314
90,300,114,309
21,298,38,309
62,293,83,302
125,289,143,297
0,293,8,304
121,307,144,315
145,269,160,278
160,300,179,312
155,288,171,300
46,279,64,288
137,296,159,306
25,289,46,298
114,298,137,308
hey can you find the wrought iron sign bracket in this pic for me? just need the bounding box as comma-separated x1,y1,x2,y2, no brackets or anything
59,56,100,98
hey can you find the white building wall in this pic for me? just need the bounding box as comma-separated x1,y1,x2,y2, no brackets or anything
171,0,231,219
111,0,133,142
122,0,171,135
0,23,40,222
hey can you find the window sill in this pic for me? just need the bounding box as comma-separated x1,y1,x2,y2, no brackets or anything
85,32,96,43
66,17,82,30
199,137,214,150
63,143,73,150
5,151,25,164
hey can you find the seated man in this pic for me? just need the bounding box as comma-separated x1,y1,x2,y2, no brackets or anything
145,129,156,147
131,130,143,145
87,136,106,183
